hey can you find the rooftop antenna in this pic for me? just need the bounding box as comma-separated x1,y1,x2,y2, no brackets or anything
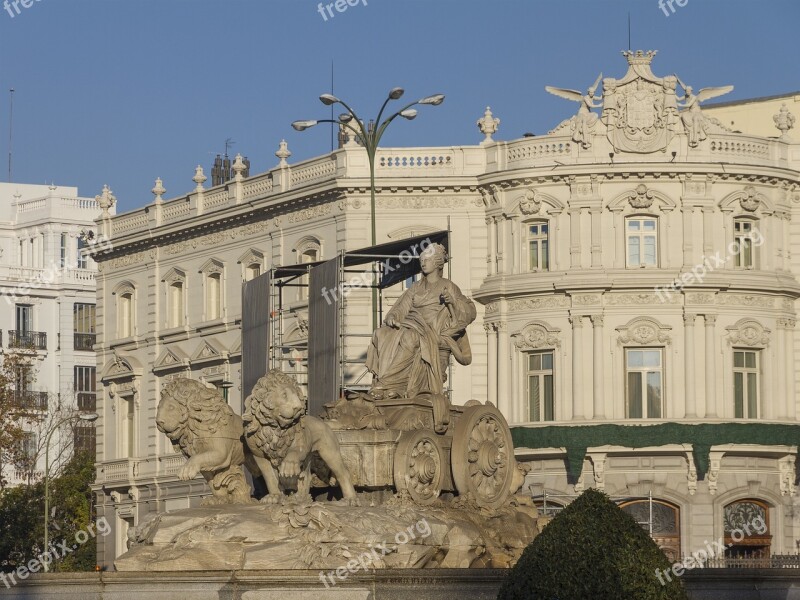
627,13,631,51
8,88,14,183
224,137,235,157
330,60,335,152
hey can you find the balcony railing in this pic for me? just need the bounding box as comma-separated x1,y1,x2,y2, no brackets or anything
74,332,96,351
687,554,800,569
9,330,47,350
77,392,96,412
15,391,48,412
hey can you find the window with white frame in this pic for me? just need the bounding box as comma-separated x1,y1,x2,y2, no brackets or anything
526,351,554,421
527,221,549,271
733,219,757,269
626,217,658,267
245,263,261,281
168,281,185,327
625,348,663,418
76,236,89,269
117,291,134,338
298,245,320,301
733,349,759,419
206,272,222,320
60,233,68,268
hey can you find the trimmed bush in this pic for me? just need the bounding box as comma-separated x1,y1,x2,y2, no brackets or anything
498,488,688,600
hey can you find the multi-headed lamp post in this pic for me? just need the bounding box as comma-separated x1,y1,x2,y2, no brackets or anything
292,88,445,329
43,412,98,571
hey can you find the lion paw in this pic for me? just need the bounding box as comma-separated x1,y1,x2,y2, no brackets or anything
342,496,361,507
260,493,284,505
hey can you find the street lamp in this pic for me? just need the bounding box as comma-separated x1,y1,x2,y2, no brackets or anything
43,412,98,571
293,88,445,330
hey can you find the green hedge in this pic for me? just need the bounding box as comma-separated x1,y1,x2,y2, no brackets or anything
511,422,800,481
498,488,689,600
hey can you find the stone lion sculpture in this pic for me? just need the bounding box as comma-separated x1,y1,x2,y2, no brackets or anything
243,370,358,505
156,379,255,505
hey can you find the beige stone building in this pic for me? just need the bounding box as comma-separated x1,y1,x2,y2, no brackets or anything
94,50,800,568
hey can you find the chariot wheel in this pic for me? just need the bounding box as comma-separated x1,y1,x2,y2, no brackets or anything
393,429,444,505
452,402,515,509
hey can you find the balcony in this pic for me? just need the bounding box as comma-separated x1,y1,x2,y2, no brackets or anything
74,332,96,351
77,392,96,412
15,391,48,412
9,330,47,350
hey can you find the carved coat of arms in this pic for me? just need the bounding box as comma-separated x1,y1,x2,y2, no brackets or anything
546,50,733,154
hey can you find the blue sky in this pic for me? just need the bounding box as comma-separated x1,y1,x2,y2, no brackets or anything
0,0,797,212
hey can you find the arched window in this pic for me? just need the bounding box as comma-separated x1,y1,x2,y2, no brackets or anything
723,499,771,559
169,281,184,327
620,499,681,562
115,284,135,339
296,239,321,302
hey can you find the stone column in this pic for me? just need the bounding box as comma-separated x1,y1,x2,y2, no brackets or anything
496,216,506,274
590,208,602,268
571,315,584,420
569,207,581,269
684,314,697,418
611,208,625,268
787,318,797,420
591,314,605,419
702,207,714,257
682,206,694,267
511,341,521,423
486,217,496,276
509,216,519,274
773,319,787,420
704,314,717,418
497,322,511,418
486,323,497,407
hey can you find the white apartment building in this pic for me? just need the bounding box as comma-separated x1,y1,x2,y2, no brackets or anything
0,183,109,487
94,50,800,568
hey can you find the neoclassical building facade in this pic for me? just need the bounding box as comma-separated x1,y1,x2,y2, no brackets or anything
93,50,800,567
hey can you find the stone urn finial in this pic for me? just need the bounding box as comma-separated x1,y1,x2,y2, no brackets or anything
232,153,247,180
477,106,500,144
151,177,166,203
774,103,795,141
193,165,207,192
96,184,116,216
275,139,291,167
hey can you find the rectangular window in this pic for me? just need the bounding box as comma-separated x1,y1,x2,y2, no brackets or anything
19,432,37,462
75,366,96,412
206,273,221,320
526,351,554,421
528,222,550,271
60,233,68,268
734,220,756,269
733,350,759,418
15,304,32,333
627,218,658,267
245,264,261,281
626,348,663,418
74,303,96,350
76,236,88,269
169,282,184,328
118,293,133,338
126,399,135,457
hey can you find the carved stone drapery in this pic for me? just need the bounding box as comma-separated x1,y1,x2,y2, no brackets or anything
616,317,672,346
513,321,561,350
725,319,771,347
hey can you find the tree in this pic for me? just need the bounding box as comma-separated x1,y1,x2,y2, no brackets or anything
0,451,97,573
498,488,688,600
0,350,40,489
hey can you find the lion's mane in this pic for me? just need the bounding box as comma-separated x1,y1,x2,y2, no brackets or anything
159,379,236,456
243,370,306,467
